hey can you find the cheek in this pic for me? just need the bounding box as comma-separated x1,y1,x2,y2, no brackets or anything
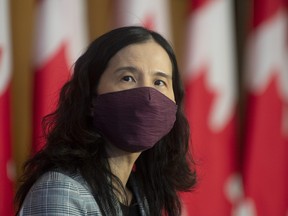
166,89,176,103
97,82,120,95
96,69,118,95
97,76,113,95
96,76,107,95
170,84,176,102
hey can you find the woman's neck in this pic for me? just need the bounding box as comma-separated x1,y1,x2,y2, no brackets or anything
105,143,141,204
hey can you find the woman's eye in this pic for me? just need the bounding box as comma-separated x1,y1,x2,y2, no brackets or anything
122,76,135,82
154,80,166,86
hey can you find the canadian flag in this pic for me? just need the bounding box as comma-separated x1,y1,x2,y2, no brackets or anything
241,0,288,215
182,0,238,215
113,0,171,39
0,0,14,215
33,0,88,151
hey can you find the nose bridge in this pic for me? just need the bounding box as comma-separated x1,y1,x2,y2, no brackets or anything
138,71,153,88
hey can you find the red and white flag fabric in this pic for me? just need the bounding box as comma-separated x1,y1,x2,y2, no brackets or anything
33,0,88,151
0,0,14,215
240,0,288,215
182,0,239,215
113,0,171,40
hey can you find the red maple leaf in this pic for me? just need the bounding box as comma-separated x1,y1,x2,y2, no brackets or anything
33,43,71,152
244,73,288,216
252,0,284,29
182,67,237,216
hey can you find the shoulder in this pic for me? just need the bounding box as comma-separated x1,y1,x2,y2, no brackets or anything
20,170,102,216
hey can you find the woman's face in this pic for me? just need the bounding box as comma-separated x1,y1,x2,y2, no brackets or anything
97,40,175,102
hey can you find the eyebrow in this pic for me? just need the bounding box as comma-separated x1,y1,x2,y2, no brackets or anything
153,71,173,80
114,66,172,79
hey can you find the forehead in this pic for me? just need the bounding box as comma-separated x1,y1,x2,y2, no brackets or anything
108,40,172,72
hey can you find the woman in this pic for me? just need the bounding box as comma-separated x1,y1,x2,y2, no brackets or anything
15,26,196,216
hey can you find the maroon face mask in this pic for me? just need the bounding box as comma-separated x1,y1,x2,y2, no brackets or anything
93,87,177,152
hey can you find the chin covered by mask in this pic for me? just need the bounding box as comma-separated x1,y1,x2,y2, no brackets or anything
93,87,177,152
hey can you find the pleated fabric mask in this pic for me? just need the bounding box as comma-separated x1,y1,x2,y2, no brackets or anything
93,87,177,152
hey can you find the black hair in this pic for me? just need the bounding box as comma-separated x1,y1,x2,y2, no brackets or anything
15,26,196,216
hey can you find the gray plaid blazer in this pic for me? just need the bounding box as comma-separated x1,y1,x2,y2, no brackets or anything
19,170,149,216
